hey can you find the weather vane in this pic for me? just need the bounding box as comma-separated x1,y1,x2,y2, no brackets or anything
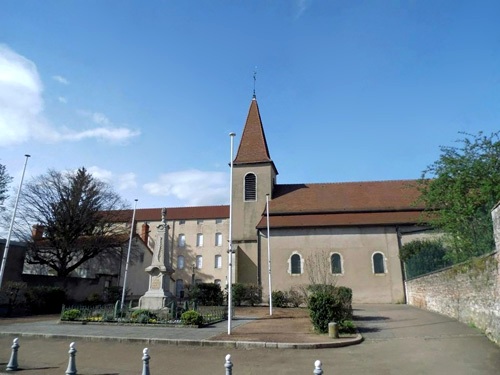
253,66,257,98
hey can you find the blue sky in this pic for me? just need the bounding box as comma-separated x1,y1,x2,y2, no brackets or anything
1,1,499,212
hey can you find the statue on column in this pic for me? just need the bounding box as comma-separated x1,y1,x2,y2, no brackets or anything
139,208,174,310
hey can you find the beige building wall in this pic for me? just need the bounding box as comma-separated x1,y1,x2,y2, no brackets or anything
259,226,406,303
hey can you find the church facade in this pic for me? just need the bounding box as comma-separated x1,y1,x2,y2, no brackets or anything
122,96,431,304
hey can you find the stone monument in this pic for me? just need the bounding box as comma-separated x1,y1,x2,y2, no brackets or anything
139,208,174,310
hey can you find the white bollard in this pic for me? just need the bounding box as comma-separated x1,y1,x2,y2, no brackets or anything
224,354,233,375
65,342,77,375
313,359,323,375
6,337,19,371
141,348,151,375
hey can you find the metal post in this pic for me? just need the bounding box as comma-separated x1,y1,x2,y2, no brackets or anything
0,154,30,289
65,342,77,375
227,132,235,335
120,199,138,312
313,360,323,375
6,337,19,371
224,354,233,375
141,348,150,375
266,194,272,316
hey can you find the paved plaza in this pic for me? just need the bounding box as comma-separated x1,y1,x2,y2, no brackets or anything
0,304,499,374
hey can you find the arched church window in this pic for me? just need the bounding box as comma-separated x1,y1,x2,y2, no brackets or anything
290,253,302,274
331,253,343,274
372,252,386,274
244,173,257,201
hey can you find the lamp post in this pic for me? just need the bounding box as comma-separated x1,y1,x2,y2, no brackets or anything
266,194,273,316
0,154,30,289
228,132,235,335
120,199,138,312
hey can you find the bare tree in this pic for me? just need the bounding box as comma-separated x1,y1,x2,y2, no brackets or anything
305,250,338,287
15,167,131,277
0,162,12,212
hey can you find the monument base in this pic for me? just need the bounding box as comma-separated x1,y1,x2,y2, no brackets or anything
138,290,173,310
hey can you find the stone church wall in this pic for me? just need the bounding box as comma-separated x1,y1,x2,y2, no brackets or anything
406,203,500,345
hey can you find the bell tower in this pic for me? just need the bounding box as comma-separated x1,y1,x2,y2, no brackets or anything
231,96,277,284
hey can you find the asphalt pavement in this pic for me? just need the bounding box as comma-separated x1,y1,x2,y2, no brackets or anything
0,304,499,375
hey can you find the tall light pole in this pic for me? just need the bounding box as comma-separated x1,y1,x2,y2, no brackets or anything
227,132,235,335
266,193,273,316
120,199,138,312
0,154,30,289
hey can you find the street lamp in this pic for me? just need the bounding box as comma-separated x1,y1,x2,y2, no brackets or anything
0,154,30,289
228,132,235,335
266,193,273,316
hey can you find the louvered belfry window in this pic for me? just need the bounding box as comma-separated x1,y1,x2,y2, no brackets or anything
244,173,257,201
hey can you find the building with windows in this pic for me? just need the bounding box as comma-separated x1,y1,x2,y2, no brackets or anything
121,95,431,303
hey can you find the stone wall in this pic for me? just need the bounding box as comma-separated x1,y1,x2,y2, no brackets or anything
406,203,500,345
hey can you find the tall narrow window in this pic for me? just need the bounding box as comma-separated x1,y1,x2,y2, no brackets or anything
178,234,185,248
196,233,204,247
373,252,385,274
244,173,257,201
290,253,302,274
214,254,222,269
215,232,223,246
175,279,184,298
196,255,203,269
331,253,343,274
177,255,185,270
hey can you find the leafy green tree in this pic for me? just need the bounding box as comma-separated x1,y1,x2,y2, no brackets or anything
417,131,500,263
0,162,12,212
16,167,130,277
400,239,451,278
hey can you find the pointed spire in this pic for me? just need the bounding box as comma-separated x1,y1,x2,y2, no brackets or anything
234,98,276,174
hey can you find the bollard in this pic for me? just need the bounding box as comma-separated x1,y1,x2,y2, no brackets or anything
65,342,77,375
224,354,233,375
313,360,323,375
328,322,339,339
141,348,151,375
6,337,20,371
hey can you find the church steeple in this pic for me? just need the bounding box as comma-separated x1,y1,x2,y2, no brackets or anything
233,98,278,175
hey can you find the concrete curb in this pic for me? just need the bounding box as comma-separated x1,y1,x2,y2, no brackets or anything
0,332,363,350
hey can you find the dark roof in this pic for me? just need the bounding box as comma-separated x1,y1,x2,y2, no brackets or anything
113,205,230,223
234,98,277,174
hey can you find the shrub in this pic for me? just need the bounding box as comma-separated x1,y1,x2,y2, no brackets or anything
131,309,157,323
230,283,262,306
339,320,356,334
61,308,81,321
272,290,287,308
191,283,224,306
232,283,246,306
308,288,353,333
181,310,203,325
24,286,66,314
286,287,305,307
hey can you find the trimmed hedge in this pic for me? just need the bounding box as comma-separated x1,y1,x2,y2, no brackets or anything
307,286,353,334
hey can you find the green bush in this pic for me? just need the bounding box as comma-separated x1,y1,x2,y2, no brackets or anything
339,320,356,334
190,283,224,306
308,287,353,333
24,286,66,314
286,288,305,307
131,309,157,323
232,283,246,306
61,308,81,321
272,290,287,307
181,310,203,325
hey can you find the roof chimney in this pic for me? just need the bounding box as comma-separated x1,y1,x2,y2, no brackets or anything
141,222,150,244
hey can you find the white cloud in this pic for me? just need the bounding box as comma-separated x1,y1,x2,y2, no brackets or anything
294,0,311,19
52,75,69,85
58,96,67,104
0,44,140,146
87,166,137,190
143,169,229,206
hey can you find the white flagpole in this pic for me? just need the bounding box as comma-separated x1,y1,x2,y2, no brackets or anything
266,194,273,316
227,132,235,335
120,199,138,312
0,154,30,289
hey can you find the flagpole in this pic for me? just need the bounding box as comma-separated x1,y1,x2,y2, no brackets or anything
266,194,273,316
120,199,138,312
0,154,30,289
227,132,235,335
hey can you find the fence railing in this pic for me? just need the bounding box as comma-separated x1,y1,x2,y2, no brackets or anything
3,338,324,374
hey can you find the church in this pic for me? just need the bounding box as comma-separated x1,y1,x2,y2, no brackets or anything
121,95,431,304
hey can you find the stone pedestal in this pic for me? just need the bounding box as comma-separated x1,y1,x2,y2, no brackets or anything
139,208,174,310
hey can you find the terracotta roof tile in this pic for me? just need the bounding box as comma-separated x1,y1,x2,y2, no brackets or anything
113,205,230,223
234,98,273,165
269,180,422,214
